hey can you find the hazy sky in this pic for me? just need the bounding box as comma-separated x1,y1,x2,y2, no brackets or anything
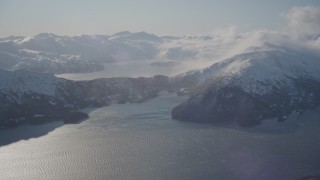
0,0,319,37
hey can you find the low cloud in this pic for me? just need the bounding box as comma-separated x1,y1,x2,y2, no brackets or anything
106,6,320,75
285,6,320,35
214,6,320,58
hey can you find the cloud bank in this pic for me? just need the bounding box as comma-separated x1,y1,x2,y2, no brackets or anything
285,6,320,35
201,6,320,60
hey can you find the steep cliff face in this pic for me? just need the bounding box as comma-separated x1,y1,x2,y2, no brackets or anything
171,47,320,126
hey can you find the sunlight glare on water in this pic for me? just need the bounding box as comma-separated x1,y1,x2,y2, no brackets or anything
0,93,320,180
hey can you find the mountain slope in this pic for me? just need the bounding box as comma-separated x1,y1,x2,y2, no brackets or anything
0,32,166,74
171,46,320,126
0,31,241,74
0,69,170,127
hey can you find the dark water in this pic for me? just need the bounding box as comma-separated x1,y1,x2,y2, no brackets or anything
0,93,320,180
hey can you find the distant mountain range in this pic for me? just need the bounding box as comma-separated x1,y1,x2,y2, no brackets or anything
0,32,219,74
1,32,320,128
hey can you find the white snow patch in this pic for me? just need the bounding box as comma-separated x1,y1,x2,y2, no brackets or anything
0,69,62,96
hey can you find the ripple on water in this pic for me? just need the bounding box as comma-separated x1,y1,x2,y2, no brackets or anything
0,93,320,180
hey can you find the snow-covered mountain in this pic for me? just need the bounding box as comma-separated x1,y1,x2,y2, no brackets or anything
0,69,61,96
0,32,164,74
0,32,236,74
0,69,69,126
0,69,171,127
0,39,103,74
2,38,320,128
171,44,320,126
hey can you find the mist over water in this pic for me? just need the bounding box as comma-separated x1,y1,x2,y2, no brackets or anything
0,93,319,180
56,60,213,80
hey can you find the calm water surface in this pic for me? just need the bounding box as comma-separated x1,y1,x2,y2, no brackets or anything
0,93,320,180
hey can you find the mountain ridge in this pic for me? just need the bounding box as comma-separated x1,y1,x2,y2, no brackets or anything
171,45,320,126
0,31,244,74
0,69,171,128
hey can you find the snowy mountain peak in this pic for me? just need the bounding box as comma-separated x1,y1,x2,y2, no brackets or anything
112,31,132,37
171,45,320,126
109,31,162,43
33,33,59,39
181,47,320,95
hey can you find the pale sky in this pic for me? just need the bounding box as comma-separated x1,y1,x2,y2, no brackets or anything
0,0,319,37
